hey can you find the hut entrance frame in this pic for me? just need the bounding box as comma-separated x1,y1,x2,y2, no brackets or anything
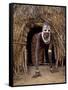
23,21,55,72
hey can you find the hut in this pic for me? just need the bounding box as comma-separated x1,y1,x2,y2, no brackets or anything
11,4,66,76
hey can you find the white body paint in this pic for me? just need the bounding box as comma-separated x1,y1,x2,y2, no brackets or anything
41,24,51,44
48,49,52,53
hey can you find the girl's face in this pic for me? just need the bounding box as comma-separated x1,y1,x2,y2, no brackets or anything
42,24,51,40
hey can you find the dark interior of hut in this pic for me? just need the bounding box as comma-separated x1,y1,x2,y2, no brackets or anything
26,25,57,66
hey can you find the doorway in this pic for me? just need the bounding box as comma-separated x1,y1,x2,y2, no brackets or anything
26,26,55,65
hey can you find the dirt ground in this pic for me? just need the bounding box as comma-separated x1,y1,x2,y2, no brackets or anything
13,65,66,86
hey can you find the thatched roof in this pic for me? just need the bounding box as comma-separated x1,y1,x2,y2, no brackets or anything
13,4,65,42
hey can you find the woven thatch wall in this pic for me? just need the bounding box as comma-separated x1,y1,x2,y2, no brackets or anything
12,4,66,75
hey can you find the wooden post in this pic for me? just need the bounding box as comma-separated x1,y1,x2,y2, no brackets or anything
24,46,27,73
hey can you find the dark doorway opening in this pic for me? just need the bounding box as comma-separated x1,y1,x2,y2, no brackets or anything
44,44,49,63
26,26,55,65
26,26,42,65
44,44,56,64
